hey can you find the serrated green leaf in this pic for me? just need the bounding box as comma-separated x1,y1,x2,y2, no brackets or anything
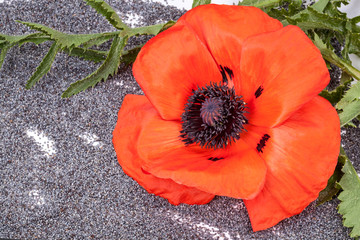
158,20,176,33
313,33,360,81
317,155,345,205
338,100,360,127
0,45,10,69
311,0,330,13
349,33,360,55
192,0,211,8
62,47,107,63
336,80,360,127
338,157,360,238
238,0,278,8
18,35,52,46
26,42,60,89
337,81,360,109
0,32,50,47
319,83,349,105
61,35,127,98
84,0,128,30
128,23,166,36
82,32,118,48
121,45,142,66
17,21,106,50
238,0,301,10
288,7,346,32
267,1,302,21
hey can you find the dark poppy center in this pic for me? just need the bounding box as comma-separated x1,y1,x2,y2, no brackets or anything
180,82,248,149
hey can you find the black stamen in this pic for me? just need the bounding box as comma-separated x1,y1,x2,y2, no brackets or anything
257,134,270,153
220,65,234,84
180,82,248,150
255,86,264,98
208,157,224,161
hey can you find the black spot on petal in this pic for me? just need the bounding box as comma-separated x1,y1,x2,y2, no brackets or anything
208,157,224,161
257,134,270,153
255,86,264,98
220,65,234,84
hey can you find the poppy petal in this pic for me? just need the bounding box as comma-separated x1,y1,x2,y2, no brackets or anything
113,95,215,205
244,96,340,231
133,24,222,121
137,115,267,199
238,25,330,127
178,5,282,86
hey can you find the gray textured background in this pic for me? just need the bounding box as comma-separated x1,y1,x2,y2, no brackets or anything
1,0,359,239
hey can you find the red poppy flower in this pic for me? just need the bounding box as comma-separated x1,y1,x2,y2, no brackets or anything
112,4,340,231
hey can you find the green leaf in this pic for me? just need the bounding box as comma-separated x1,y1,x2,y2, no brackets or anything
336,81,360,127
0,40,7,48
337,81,360,110
0,32,51,47
311,0,330,13
61,35,127,98
267,1,303,21
82,32,118,48
62,47,107,63
317,155,345,205
17,35,51,46
319,83,349,105
288,7,346,32
338,157,360,238
338,100,360,127
128,23,166,36
192,0,211,8
84,0,128,30
0,45,10,69
26,42,60,89
349,33,360,55
17,21,106,50
313,33,360,81
238,0,302,10
158,20,176,33
121,45,143,66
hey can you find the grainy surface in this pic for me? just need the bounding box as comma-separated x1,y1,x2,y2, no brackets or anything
0,0,359,239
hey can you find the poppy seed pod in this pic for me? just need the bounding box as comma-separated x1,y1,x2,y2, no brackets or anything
113,4,340,231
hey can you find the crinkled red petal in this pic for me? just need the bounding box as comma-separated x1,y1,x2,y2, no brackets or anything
133,24,221,121
178,5,282,87
112,95,215,205
137,114,267,199
244,96,340,231
238,25,330,128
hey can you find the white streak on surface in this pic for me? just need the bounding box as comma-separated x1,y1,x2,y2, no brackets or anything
79,132,103,147
26,129,56,157
169,211,232,240
29,190,45,206
150,0,238,10
123,12,144,27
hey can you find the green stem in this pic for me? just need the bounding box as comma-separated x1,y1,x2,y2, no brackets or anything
313,34,360,81
252,0,282,8
321,47,360,81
